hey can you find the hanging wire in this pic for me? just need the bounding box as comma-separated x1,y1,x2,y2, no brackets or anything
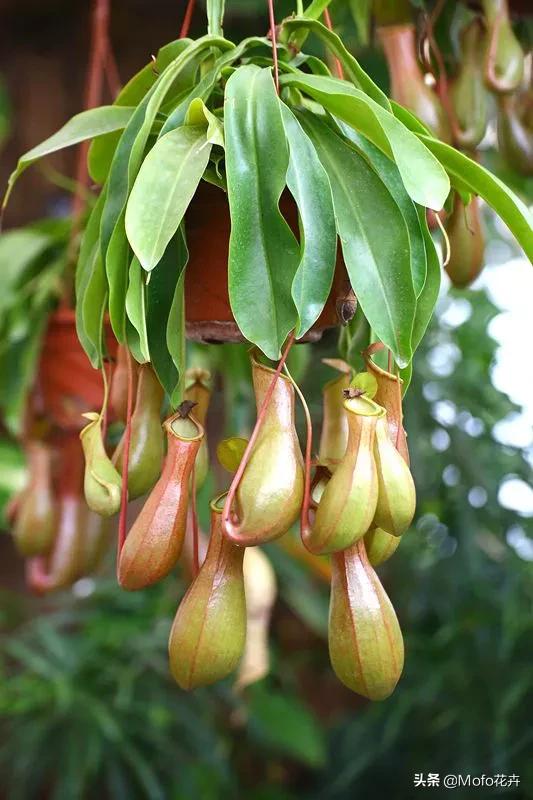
116,347,134,564
435,212,451,266
72,0,111,221
323,8,344,79
63,0,117,306
267,0,280,93
282,364,314,550
180,0,197,39
190,464,200,576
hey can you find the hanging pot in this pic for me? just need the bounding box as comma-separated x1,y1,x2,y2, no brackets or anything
184,182,352,344
36,308,117,431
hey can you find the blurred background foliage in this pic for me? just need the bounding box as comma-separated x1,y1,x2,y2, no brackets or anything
0,1,532,798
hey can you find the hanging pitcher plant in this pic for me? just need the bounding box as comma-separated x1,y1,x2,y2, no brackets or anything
3,0,533,700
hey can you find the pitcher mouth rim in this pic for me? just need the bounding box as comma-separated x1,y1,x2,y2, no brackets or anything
249,347,293,384
210,491,228,513
165,411,204,442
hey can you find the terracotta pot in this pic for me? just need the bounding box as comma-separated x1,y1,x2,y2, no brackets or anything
184,183,351,344
37,309,116,431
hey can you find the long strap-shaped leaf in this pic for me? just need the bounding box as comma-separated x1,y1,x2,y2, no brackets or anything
3,106,134,209
280,72,450,211
207,0,225,35
88,38,194,184
146,230,189,400
225,65,299,360
412,206,441,353
76,190,108,367
100,35,232,262
418,136,533,262
125,125,212,270
339,123,427,297
298,111,415,367
100,36,232,339
160,37,272,137
282,17,389,110
280,103,337,338
125,258,150,362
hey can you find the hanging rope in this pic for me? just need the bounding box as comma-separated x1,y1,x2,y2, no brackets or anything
282,364,314,549
323,8,344,79
190,464,200,576
72,0,111,222
63,0,118,307
116,346,134,565
267,0,280,93
180,0,197,39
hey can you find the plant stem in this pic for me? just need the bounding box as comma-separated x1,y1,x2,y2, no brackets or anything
207,0,225,36
268,0,280,94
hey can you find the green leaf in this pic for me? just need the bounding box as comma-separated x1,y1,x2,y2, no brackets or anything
0,314,48,435
101,35,232,263
87,39,194,184
185,98,224,146
248,685,326,768
339,124,427,297
207,0,225,35
390,100,432,136
166,267,187,408
80,249,108,367
125,258,150,362
100,37,232,339
125,126,212,270
349,0,371,46
76,190,107,365
418,136,533,261
282,17,389,109
225,65,299,360
75,189,105,299
105,210,131,341
279,103,337,337
302,0,333,21
87,130,123,186
0,229,52,324
3,106,134,208
298,111,415,367
411,206,441,352
280,72,450,210
160,37,271,138
146,231,188,398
